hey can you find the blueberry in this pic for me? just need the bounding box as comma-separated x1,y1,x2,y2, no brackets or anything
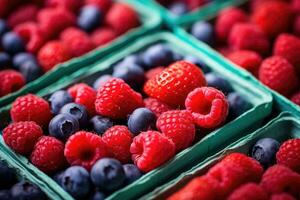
0,161,17,189
112,63,145,90
227,92,252,119
10,181,47,200
90,115,113,135
93,74,113,90
128,108,156,135
91,158,126,192
60,103,89,126
184,55,211,73
49,113,80,141
122,54,145,67
123,164,142,185
251,138,280,168
78,5,102,32
205,73,233,94
49,90,73,114
61,166,91,199
19,61,42,83
0,52,11,69
0,19,9,37
168,2,188,15
0,190,10,200
142,44,174,69
13,53,37,69
172,52,183,61
53,170,65,185
2,32,25,55
90,190,106,200
191,21,214,45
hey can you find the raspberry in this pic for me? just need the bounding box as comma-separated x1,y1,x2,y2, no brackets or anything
226,50,262,76
102,126,133,163
145,67,164,80
258,56,299,96
250,0,286,11
143,97,172,117
60,28,94,57
85,0,112,13
167,176,219,200
10,94,52,127
7,4,38,28
0,0,19,17
130,131,175,172
64,131,108,171
271,193,297,200
37,8,76,39
276,139,300,173
293,15,300,37
290,91,300,106
14,22,45,54
144,61,206,107
251,1,293,38
95,78,144,119
260,165,300,197
37,40,71,72
229,23,270,55
292,0,300,12
105,3,139,35
46,0,82,12
0,70,25,97
185,87,228,129
273,34,300,71
3,121,43,155
67,83,96,115
156,110,195,152
30,136,66,173
215,7,248,42
227,183,268,200
91,27,117,47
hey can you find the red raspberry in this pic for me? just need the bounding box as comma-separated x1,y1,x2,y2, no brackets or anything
95,78,143,119
227,183,268,200
143,97,172,117
0,0,19,17
258,56,299,96
37,7,76,39
91,27,117,47
271,193,297,200
184,0,206,10
38,40,71,72
60,27,94,57
0,70,25,97
273,34,300,71
215,7,248,42
250,0,286,11
46,0,82,12
156,110,195,152
292,0,300,12
3,121,43,155
145,67,164,80
85,0,112,13
14,22,45,54
222,153,264,183
67,83,96,115
226,50,262,76
130,131,175,172
30,136,66,173
167,176,219,200
102,125,133,163
64,131,108,171
251,1,293,38
229,23,270,55
144,61,206,107
293,15,300,37
290,90,300,106
10,94,52,127
260,165,300,197
105,3,139,35
7,4,38,28
185,87,228,129
276,139,300,173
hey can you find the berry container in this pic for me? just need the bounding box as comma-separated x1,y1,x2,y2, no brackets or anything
0,0,161,107
140,112,300,199
0,32,272,200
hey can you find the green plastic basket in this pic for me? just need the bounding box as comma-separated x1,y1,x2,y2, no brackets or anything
0,0,161,107
0,32,272,200
141,112,299,199
140,0,246,27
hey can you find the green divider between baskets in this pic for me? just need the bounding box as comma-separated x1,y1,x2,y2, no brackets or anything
0,32,272,200
140,0,246,27
141,112,299,199
0,0,161,107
